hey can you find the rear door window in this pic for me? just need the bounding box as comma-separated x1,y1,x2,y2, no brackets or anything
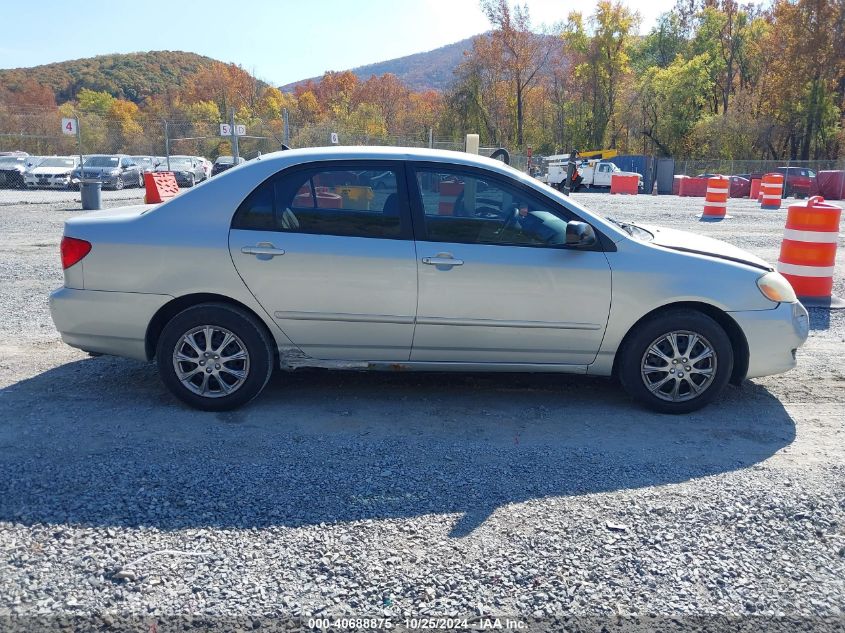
232,163,409,239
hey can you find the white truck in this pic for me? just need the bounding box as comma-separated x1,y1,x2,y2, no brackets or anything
540,156,643,191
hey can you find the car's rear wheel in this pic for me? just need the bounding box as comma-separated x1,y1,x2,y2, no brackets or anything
156,303,274,411
618,309,733,414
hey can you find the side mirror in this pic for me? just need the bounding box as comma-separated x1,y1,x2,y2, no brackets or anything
565,221,597,247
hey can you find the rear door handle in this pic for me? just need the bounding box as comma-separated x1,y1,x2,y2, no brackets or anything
422,254,464,266
241,243,286,257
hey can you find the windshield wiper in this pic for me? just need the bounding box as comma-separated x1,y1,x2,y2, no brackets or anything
608,217,635,236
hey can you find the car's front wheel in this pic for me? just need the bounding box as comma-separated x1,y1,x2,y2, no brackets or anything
156,303,274,411
618,309,733,414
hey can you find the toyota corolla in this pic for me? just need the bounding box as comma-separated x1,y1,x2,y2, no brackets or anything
50,147,809,413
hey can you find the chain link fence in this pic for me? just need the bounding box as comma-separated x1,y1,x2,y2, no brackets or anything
1,105,842,205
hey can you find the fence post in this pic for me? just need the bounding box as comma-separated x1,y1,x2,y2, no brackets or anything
230,108,239,163
163,120,171,171
283,108,290,146
429,128,433,149
75,116,83,172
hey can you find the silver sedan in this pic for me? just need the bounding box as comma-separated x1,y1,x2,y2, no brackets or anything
50,147,809,413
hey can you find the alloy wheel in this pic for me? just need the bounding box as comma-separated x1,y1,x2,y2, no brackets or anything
640,330,717,402
172,325,250,398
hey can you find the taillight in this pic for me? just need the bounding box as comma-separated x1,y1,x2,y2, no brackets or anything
61,236,91,270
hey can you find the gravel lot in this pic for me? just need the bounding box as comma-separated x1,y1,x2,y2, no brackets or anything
0,192,843,632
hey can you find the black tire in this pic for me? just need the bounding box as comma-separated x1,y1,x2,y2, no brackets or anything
114,176,124,191
137,172,144,188
156,303,275,411
187,174,195,187
618,309,733,414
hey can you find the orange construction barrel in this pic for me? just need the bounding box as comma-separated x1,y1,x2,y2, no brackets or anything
438,180,464,215
760,173,784,210
776,196,844,308
701,175,730,221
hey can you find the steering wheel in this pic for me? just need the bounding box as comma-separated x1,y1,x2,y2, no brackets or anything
500,205,520,232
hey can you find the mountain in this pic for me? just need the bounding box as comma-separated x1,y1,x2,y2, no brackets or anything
0,51,219,104
280,36,482,93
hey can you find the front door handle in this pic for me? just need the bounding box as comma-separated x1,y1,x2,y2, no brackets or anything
422,254,464,266
241,243,286,257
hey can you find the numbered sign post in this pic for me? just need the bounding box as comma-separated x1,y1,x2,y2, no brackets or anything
62,117,83,176
330,132,339,145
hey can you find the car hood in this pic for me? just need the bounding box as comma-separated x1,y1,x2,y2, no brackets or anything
31,166,73,175
76,167,118,174
642,225,773,271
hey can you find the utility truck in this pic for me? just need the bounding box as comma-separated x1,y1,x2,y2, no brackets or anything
539,151,642,192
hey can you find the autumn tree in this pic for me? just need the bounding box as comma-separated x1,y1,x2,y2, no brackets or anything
183,62,260,118
762,0,844,159
481,0,555,147
564,1,640,148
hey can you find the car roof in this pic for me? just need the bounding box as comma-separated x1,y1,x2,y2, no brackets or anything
252,145,521,175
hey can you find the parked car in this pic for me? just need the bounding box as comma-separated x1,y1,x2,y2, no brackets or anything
72,155,144,190
24,155,80,189
155,155,206,187
776,167,818,198
211,155,245,177
131,155,160,175
50,147,809,413
0,155,38,189
739,167,819,199
370,170,396,189
696,174,751,199
200,157,213,180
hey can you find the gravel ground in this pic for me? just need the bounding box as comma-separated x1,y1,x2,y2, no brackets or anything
0,187,146,208
0,192,844,632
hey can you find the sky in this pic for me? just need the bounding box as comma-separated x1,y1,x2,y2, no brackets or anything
3,0,678,86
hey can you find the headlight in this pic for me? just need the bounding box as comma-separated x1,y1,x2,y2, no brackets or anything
757,272,797,303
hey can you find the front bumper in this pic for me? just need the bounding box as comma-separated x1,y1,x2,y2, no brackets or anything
50,287,173,360
25,175,73,188
728,301,809,379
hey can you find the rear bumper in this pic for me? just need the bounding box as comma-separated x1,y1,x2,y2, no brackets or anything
729,301,809,379
50,287,173,360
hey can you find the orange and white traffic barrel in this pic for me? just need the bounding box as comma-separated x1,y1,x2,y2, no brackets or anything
438,180,464,215
777,196,844,309
700,175,730,220
760,173,784,210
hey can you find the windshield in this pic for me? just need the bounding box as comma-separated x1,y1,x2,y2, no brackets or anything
84,156,119,167
37,157,76,168
0,157,28,167
132,157,153,166
216,157,234,165
168,158,192,168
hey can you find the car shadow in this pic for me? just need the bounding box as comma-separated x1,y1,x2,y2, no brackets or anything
0,357,795,537
808,306,831,331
